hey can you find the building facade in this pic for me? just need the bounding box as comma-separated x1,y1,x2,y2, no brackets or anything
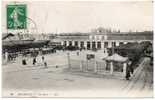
56,32,153,50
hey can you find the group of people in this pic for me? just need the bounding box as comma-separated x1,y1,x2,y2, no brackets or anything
6,53,17,62
22,56,48,68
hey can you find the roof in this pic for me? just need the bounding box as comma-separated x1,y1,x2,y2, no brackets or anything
58,31,153,41
104,53,128,62
2,33,14,40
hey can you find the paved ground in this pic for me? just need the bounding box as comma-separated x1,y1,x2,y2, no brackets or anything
2,50,153,97
122,57,153,97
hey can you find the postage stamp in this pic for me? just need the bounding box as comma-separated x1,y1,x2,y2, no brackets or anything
7,4,27,29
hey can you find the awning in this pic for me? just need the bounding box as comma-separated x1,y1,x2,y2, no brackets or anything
103,53,128,62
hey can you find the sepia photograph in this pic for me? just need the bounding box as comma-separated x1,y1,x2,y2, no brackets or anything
1,0,153,98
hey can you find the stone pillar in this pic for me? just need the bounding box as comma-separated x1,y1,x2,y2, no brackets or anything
72,41,75,46
110,62,113,74
95,41,98,49
84,41,87,49
5,52,8,62
108,42,112,48
101,42,104,49
116,41,119,46
90,41,92,50
66,41,69,46
61,41,63,46
78,41,81,48
123,63,127,77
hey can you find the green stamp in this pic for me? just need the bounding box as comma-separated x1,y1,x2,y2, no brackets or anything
7,4,27,29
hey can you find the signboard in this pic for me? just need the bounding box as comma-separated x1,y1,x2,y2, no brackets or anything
7,4,27,29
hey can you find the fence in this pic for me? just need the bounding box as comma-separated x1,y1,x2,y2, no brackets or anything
69,58,125,78
70,59,106,72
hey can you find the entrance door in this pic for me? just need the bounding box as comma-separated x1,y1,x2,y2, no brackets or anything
92,42,96,49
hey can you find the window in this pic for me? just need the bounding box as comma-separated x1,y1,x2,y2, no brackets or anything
80,41,84,48
104,42,108,48
97,41,101,49
69,41,72,46
74,41,78,46
92,41,96,49
87,41,90,49
64,41,67,46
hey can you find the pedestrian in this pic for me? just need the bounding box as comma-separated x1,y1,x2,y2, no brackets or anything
126,64,131,80
128,61,134,75
56,65,58,68
22,59,27,65
126,70,130,80
41,56,47,68
33,57,36,65
130,65,134,74
42,56,44,61
44,62,48,68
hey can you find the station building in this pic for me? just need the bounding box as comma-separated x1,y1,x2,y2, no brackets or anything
56,32,153,50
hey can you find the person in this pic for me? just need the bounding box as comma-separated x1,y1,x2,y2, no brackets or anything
41,56,45,65
41,56,47,68
56,65,58,68
126,63,131,80
130,65,134,74
126,70,130,80
42,56,44,62
44,62,48,68
22,59,27,65
8,54,11,61
128,61,134,75
33,57,36,65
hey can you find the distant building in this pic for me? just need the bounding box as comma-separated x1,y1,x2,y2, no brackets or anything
2,31,153,50
56,32,153,50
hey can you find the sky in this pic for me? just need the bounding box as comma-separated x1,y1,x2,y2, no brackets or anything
2,1,153,33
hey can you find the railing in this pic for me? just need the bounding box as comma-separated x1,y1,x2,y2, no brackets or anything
69,59,126,79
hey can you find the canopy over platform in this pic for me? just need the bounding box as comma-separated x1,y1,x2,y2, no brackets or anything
103,53,128,63
2,33,14,40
